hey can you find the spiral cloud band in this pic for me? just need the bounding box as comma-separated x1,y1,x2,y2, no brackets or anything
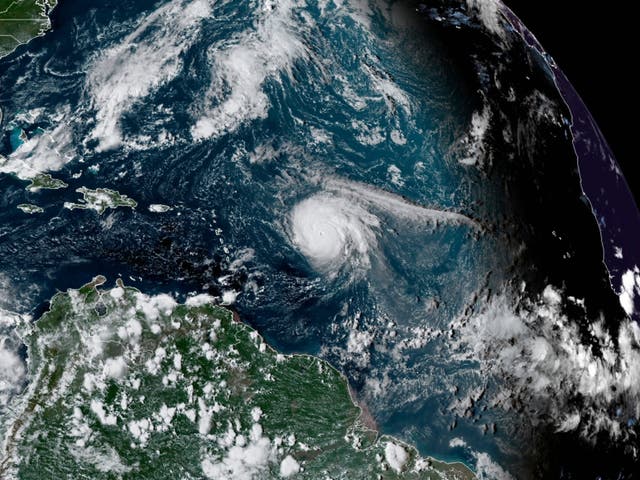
288,180,478,276
289,194,380,274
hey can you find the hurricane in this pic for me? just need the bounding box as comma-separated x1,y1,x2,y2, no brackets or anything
289,192,380,274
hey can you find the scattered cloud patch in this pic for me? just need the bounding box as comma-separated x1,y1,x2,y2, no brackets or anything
466,0,505,36
0,108,74,179
201,423,274,480
191,0,306,141
454,284,640,443
460,106,491,166
87,0,211,151
474,451,515,480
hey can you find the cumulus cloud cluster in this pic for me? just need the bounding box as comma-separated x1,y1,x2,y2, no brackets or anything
459,105,491,166
201,422,275,480
0,335,26,412
465,0,505,36
454,284,640,444
87,0,212,151
619,267,640,316
191,0,307,141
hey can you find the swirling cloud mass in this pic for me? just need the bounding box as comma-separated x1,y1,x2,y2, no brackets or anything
289,193,380,275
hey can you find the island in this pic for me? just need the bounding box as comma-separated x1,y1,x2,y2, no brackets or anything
148,203,172,213
64,187,137,215
26,173,68,192
0,0,57,59
16,202,42,213
0,277,475,479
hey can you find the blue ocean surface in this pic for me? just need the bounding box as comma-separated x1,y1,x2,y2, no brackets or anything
0,0,518,473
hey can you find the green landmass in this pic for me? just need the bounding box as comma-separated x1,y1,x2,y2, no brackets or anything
0,0,57,59
25,173,68,191
1,278,475,479
16,202,42,213
64,187,137,215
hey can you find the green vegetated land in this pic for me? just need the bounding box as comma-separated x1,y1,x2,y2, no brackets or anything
1,277,475,479
63,187,138,214
26,173,68,191
0,0,57,58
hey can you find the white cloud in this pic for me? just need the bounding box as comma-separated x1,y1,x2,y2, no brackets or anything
90,399,117,426
103,356,127,379
191,0,306,141
279,455,300,477
384,441,408,473
128,418,152,446
324,178,478,228
0,108,74,179
201,423,274,480
109,287,124,299
619,267,640,315
288,178,478,278
448,437,467,448
346,329,375,368
454,284,640,443
186,294,216,307
466,0,505,36
0,336,26,409
198,398,213,435
135,293,177,321
148,204,172,213
221,290,239,305
475,452,515,480
69,444,132,474
387,165,404,187
87,0,211,151
460,105,491,166
289,193,380,275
